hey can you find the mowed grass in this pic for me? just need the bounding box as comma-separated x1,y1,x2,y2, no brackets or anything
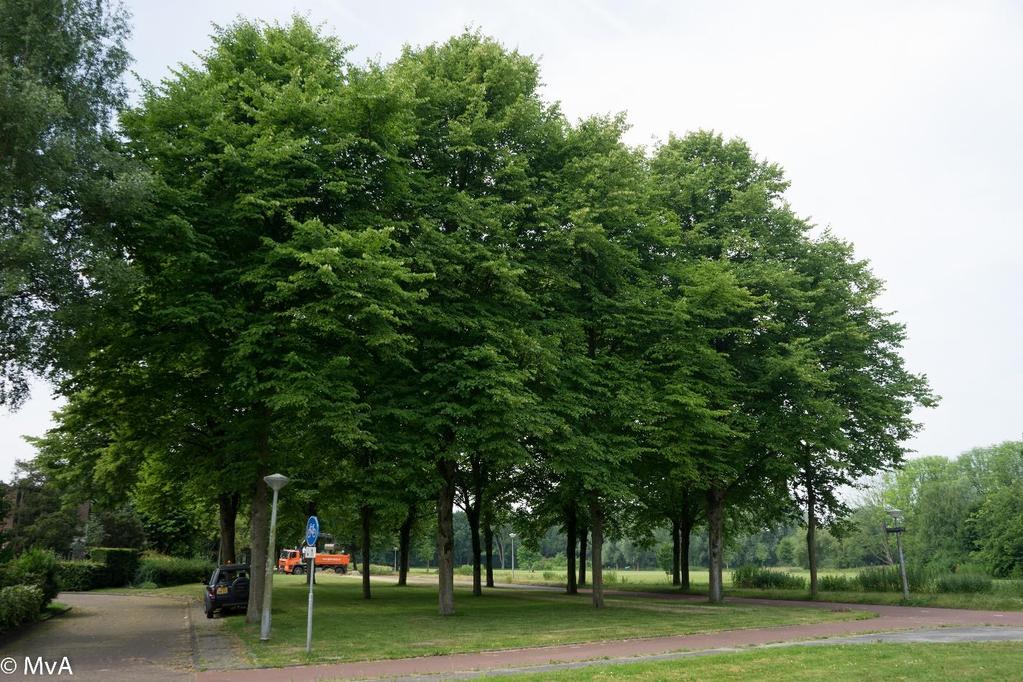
500,642,1023,681
223,574,869,666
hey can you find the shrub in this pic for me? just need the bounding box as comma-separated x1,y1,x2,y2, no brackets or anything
818,574,857,592
57,561,110,591
134,555,215,587
89,548,140,587
0,585,45,633
542,570,560,581
454,565,473,576
731,565,806,590
932,573,993,594
6,549,60,604
367,564,395,575
603,571,626,585
856,565,929,593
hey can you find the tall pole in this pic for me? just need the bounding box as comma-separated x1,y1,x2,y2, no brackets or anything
260,474,289,642
895,531,909,600
306,553,314,653
511,533,516,583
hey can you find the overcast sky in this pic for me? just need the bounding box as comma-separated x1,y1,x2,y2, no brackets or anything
2,0,1021,479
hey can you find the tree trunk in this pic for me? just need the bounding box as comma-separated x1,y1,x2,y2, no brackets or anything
437,458,457,615
588,494,604,608
680,517,693,590
578,526,587,586
398,506,413,587
805,471,818,599
566,503,578,594
484,522,495,588
360,505,372,599
671,517,681,586
466,502,483,596
707,488,725,604
245,473,269,624
217,493,239,565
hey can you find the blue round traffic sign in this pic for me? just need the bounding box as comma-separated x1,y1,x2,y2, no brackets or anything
305,516,320,547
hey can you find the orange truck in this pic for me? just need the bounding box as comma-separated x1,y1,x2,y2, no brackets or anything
277,546,351,575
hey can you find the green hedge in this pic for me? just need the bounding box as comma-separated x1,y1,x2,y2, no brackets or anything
89,548,140,587
135,556,215,587
732,565,806,590
4,549,60,604
0,585,45,633
57,561,110,591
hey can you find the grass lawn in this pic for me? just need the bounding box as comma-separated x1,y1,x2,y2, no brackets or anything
499,642,1023,681
223,574,870,667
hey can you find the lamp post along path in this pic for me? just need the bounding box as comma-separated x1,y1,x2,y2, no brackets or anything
260,474,289,642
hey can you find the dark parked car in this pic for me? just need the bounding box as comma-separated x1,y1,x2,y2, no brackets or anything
203,564,250,618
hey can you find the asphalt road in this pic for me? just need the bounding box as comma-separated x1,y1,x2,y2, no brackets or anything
0,592,195,681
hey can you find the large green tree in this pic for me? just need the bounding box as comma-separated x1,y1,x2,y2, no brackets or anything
118,18,421,622
0,0,135,406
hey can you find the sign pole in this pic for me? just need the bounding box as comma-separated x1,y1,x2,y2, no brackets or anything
306,553,314,653
304,516,319,654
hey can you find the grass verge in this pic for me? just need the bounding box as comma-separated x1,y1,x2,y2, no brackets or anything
223,574,869,667
498,642,1023,681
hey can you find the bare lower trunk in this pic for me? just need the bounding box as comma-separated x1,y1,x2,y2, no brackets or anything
588,494,604,608
671,517,681,586
467,504,482,596
680,518,692,590
484,522,495,588
707,488,725,604
566,504,578,594
437,458,456,615
218,493,239,565
245,474,269,624
578,526,587,586
398,507,413,587
361,505,372,599
806,472,818,598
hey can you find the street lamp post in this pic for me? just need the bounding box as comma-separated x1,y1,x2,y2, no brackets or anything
393,546,398,574
260,473,289,642
884,507,909,600
509,533,516,583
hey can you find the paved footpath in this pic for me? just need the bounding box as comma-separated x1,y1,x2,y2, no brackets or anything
0,592,195,681
196,589,1023,682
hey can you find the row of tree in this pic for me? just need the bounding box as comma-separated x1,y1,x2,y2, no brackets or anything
2,2,935,622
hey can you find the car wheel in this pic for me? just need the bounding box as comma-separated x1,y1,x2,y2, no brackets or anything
205,605,214,619
334,567,343,574
293,565,304,575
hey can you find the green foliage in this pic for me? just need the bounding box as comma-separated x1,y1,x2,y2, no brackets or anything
0,0,134,406
5,548,59,604
731,565,806,590
932,573,992,594
89,548,140,587
56,560,110,591
0,585,45,633
134,555,215,587
818,574,856,592
84,506,146,549
855,565,928,593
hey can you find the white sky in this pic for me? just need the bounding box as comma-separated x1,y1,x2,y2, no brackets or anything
2,0,1021,479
